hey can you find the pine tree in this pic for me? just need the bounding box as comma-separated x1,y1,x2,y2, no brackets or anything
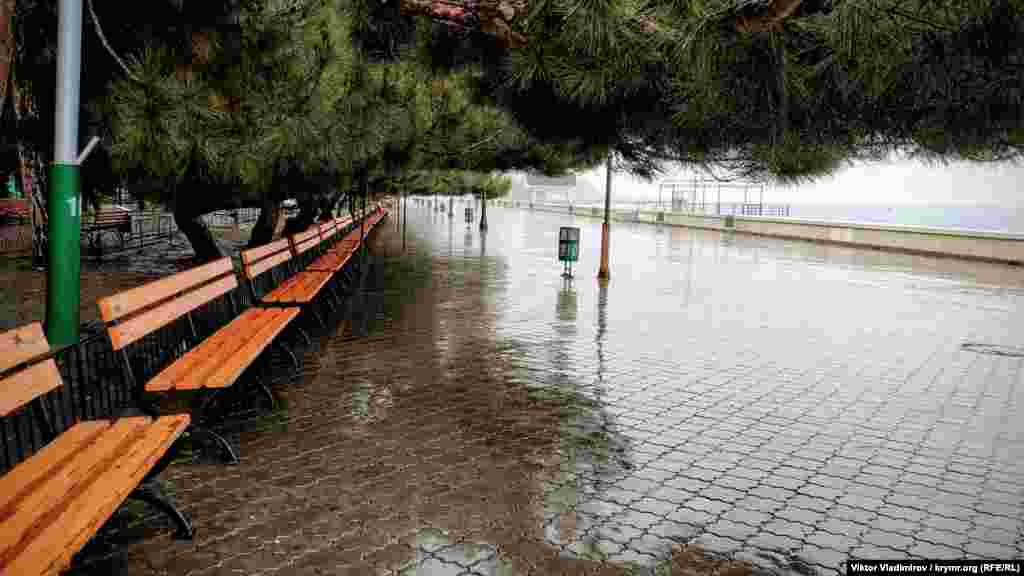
95,0,598,258
9,0,1020,260
396,0,1024,182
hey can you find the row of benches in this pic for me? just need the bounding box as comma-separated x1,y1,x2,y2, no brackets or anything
0,204,388,575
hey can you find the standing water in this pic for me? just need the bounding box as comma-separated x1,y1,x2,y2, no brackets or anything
74,200,1024,576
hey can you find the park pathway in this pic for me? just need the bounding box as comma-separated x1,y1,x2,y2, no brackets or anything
77,201,1024,575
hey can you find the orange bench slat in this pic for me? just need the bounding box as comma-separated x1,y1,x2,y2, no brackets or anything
145,308,292,392
203,309,300,390
98,258,234,323
0,415,189,575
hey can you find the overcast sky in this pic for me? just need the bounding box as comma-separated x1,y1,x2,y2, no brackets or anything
575,158,1023,206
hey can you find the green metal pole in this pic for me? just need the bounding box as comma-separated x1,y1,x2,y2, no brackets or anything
47,0,83,346
46,165,81,345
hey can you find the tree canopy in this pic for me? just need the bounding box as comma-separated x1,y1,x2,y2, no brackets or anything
2,0,1021,257
99,0,602,197
398,0,1023,182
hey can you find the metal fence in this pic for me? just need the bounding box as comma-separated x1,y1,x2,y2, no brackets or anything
81,210,181,259
201,207,261,228
0,210,373,476
566,200,791,217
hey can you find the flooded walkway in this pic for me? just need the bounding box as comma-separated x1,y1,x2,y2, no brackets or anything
80,202,1023,575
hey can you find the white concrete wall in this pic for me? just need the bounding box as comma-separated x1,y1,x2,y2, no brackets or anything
493,200,1024,265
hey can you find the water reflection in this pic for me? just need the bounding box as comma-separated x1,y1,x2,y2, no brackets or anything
595,278,607,351
101,204,1024,576
557,279,577,323
537,275,642,564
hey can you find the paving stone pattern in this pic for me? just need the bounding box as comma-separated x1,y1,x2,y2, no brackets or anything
73,202,1024,575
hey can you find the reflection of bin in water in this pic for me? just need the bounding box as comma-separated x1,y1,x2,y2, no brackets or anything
557,285,577,322
464,207,473,224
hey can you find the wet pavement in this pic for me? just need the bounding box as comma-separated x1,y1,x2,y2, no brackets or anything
68,199,1024,575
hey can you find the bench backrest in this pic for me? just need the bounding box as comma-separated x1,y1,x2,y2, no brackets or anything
98,257,238,351
240,238,292,282
318,220,336,243
0,323,62,417
290,226,321,257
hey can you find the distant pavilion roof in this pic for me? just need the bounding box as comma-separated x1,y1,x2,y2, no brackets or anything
525,174,576,187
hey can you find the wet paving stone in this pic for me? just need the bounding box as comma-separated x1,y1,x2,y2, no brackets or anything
60,204,1024,576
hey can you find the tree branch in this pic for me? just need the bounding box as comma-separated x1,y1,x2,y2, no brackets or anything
86,0,144,84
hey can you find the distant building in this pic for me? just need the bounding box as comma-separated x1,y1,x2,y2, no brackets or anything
523,173,576,204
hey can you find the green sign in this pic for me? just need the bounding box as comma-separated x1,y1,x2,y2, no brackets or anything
558,226,579,262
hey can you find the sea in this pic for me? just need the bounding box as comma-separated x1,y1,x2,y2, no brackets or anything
783,204,1024,234
592,201,1024,234
511,190,1024,234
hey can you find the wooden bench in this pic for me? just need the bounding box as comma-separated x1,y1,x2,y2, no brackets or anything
304,219,347,273
309,212,385,280
0,323,193,575
0,198,29,222
240,229,339,330
98,257,299,463
323,207,385,287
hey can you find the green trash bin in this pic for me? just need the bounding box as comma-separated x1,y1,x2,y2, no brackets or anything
558,227,579,262
558,226,579,278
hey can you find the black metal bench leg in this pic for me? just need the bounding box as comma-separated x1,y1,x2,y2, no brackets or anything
336,268,353,296
327,282,343,308
189,389,239,463
295,325,312,347
310,306,327,330
322,294,337,314
276,340,300,373
186,424,239,464
252,365,279,412
128,481,194,540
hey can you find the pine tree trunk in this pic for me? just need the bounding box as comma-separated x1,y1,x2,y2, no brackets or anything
247,197,281,248
173,207,226,263
168,180,240,263
282,194,317,237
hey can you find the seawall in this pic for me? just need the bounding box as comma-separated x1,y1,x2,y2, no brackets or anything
493,200,1024,266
